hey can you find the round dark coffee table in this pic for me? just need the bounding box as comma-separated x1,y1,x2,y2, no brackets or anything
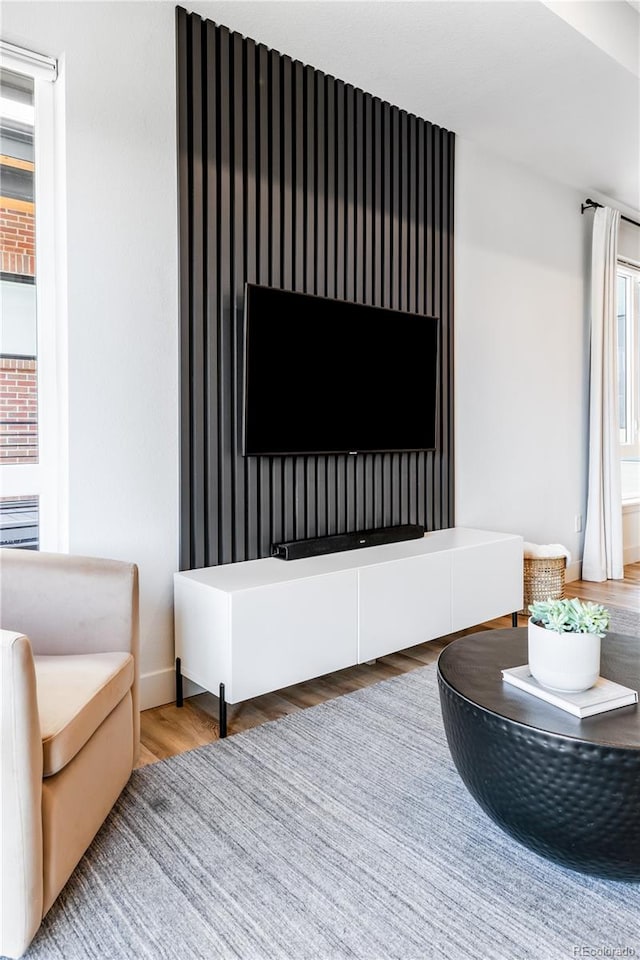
437,627,640,880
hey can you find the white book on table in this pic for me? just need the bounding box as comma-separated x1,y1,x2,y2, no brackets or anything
501,665,638,718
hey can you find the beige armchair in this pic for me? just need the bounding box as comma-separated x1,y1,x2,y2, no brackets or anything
0,549,139,959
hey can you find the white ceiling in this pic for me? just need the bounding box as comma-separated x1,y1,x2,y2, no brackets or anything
186,0,640,214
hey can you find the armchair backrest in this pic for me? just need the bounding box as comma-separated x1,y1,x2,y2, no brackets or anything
0,550,138,657
0,549,140,749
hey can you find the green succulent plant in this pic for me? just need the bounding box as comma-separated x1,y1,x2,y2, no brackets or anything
528,597,610,638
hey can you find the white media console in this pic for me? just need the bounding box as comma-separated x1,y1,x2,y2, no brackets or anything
174,527,523,733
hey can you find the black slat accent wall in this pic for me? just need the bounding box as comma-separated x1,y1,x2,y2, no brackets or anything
176,8,455,569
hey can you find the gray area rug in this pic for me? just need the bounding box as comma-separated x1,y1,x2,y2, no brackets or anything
24,612,640,960
607,602,640,637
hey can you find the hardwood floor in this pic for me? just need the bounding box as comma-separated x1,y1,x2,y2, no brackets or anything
137,562,640,769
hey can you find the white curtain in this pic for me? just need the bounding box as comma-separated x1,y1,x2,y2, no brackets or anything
582,206,624,581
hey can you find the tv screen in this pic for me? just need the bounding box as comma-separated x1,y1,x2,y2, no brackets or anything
243,284,439,457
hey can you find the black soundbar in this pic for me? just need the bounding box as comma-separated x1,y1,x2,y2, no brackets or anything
271,524,425,561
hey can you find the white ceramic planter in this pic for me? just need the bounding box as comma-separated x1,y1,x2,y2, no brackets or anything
527,618,601,693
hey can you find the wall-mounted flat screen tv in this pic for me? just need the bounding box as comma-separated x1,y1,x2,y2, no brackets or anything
243,284,439,457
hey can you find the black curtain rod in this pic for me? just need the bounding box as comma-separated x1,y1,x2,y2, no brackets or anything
581,198,640,229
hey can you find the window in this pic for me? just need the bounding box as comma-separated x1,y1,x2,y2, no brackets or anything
617,262,640,502
0,42,63,550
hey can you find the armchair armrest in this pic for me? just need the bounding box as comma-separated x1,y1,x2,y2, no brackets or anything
0,629,43,959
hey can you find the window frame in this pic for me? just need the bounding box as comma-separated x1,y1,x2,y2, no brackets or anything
0,41,67,551
617,259,640,505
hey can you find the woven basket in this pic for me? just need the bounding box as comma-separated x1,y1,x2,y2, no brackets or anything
522,555,566,611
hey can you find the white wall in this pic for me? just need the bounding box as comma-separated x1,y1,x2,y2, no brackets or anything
2,2,180,707
619,219,640,263
455,138,589,581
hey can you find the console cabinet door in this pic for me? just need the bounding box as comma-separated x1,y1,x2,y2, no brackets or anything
450,538,523,631
230,570,358,702
358,554,451,662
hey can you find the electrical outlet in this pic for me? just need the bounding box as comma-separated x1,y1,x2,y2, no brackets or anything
574,514,583,533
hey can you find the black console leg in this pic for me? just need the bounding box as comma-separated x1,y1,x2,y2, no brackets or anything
175,657,183,707
511,612,519,628
219,682,227,739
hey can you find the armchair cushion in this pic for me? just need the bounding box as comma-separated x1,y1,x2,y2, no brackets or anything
35,652,135,777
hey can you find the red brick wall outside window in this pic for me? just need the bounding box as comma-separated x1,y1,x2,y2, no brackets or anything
0,205,35,275
0,199,37,464
0,356,37,463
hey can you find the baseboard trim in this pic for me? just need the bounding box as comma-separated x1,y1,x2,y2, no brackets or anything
624,544,640,564
139,667,204,711
565,560,582,583
565,553,638,581
623,501,639,565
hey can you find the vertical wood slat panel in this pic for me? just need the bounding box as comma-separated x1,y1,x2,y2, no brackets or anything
408,114,417,315
399,111,409,313
391,108,400,311
424,121,435,534
382,456,392,527
293,60,306,538
256,43,272,559
216,24,233,565
381,101,392,311
177,10,454,569
190,14,206,569
232,31,246,560
335,81,345,303
364,94,373,307
176,9,192,570
355,88,365,306
315,72,325,299
432,126,442,530
281,55,295,543
345,91,357,536
305,65,316,295
448,132,456,526
268,48,282,547
304,65,317,539
205,20,219,565
316,457,326,538
327,455,337,536
417,118,425,316
439,130,450,533
345,84,355,304
244,37,258,559
325,76,336,301
373,98,382,308
294,60,305,295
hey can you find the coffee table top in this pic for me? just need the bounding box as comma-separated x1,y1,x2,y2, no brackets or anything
437,627,640,748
